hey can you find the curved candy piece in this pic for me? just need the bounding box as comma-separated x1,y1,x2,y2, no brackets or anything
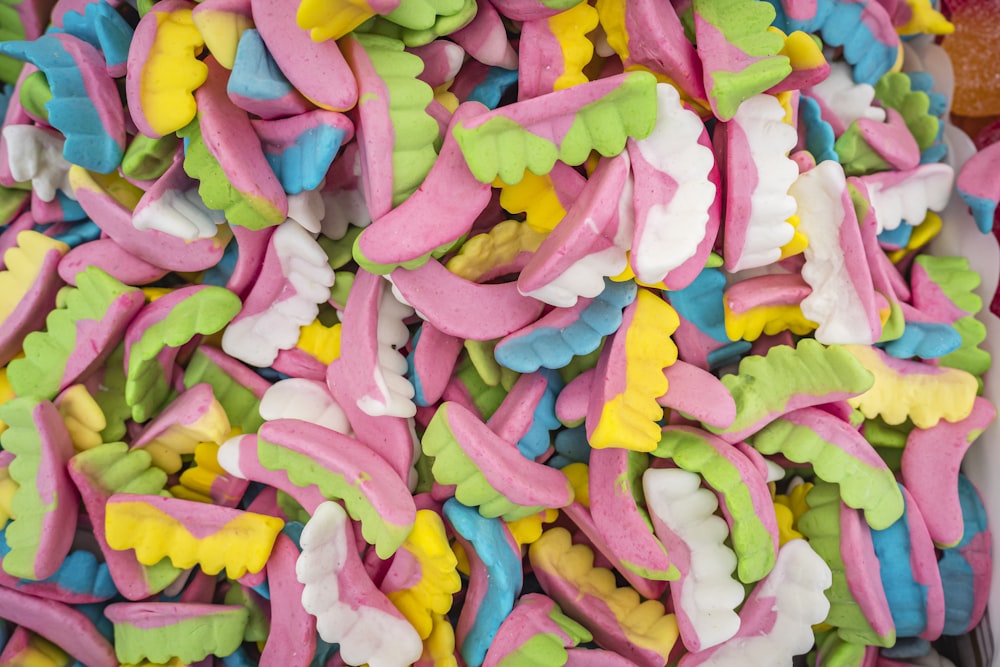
589,449,678,582
870,485,945,641
408,323,465,407
123,285,242,422
793,160,883,344
823,0,900,86
517,3,596,99
183,345,268,434
528,527,679,667
296,0,401,41
222,219,336,368
653,426,778,583
855,163,953,233
844,344,978,429
595,0,704,101
390,258,546,341
1,124,72,202
8,267,144,400
722,273,815,342
190,0,256,70
58,238,169,287
259,378,350,433
0,397,77,581
495,278,636,373
253,110,354,195
381,509,461,640
751,407,904,530
342,33,439,219
105,493,283,578
355,102,491,274
957,137,1000,233
693,0,791,120
709,340,874,443
798,482,896,647
586,290,677,452
839,107,920,174
132,159,226,242
125,0,208,138
901,396,995,548
0,231,67,366
54,0,133,77
255,418,416,558
443,498,522,667
178,57,288,230
0,33,124,173
227,28,313,120
938,475,992,635
668,267,730,345
446,219,546,284
450,0,517,69
627,84,720,289
722,93,799,273
643,467,743,652
487,0,582,20
452,71,658,184
658,361,737,430
423,402,574,520
518,154,632,307
69,167,229,272
483,594,592,667
0,587,117,667
497,163,584,234
261,534,316,667
129,383,231,474
910,255,982,322
105,602,248,664
807,61,885,135
251,0,357,111
332,269,416,418
487,369,563,459
297,500,423,666
678,540,832,666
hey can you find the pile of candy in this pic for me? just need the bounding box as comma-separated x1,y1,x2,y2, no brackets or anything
0,0,997,665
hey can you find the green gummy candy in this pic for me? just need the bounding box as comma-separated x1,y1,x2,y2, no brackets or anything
224,585,271,642
862,417,912,449
709,340,874,441
834,122,891,177
318,226,363,271
329,271,355,310
111,606,249,664
70,442,168,496
9,267,140,400
354,34,439,206
382,0,478,46
19,70,51,122
454,355,510,419
798,482,895,647
914,255,982,315
122,133,180,181
178,118,286,230
652,428,775,583
126,287,241,423
874,72,939,153
750,417,904,530
940,316,991,383
93,342,131,443
183,348,264,434
0,3,26,84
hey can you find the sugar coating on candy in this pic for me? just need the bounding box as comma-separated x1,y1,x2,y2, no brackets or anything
482,593,593,667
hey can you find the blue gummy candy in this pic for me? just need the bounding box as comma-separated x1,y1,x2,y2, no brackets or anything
229,29,298,104
468,67,518,110
262,121,349,195
870,485,929,638
666,268,729,343
800,95,839,164
443,498,522,667
879,321,962,360
56,0,133,72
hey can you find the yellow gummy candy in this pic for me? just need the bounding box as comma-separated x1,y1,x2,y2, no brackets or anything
191,9,253,69
497,172,567,234
140,8,208,136
887,211,942,263
0,232,69,325
898,0,953,35
0,468,17,525
724,302,818,342
446,220,547,282
105,500,283,578
54,385,107,452
137,396,231,474
779,213,809,259
297,320,342,365
844,344,978,429
297,0,379,42
421,613,460,667
590,291,678,452
562,462,590,508
506,508,559,548
386,510,461,640
549,3,599,92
